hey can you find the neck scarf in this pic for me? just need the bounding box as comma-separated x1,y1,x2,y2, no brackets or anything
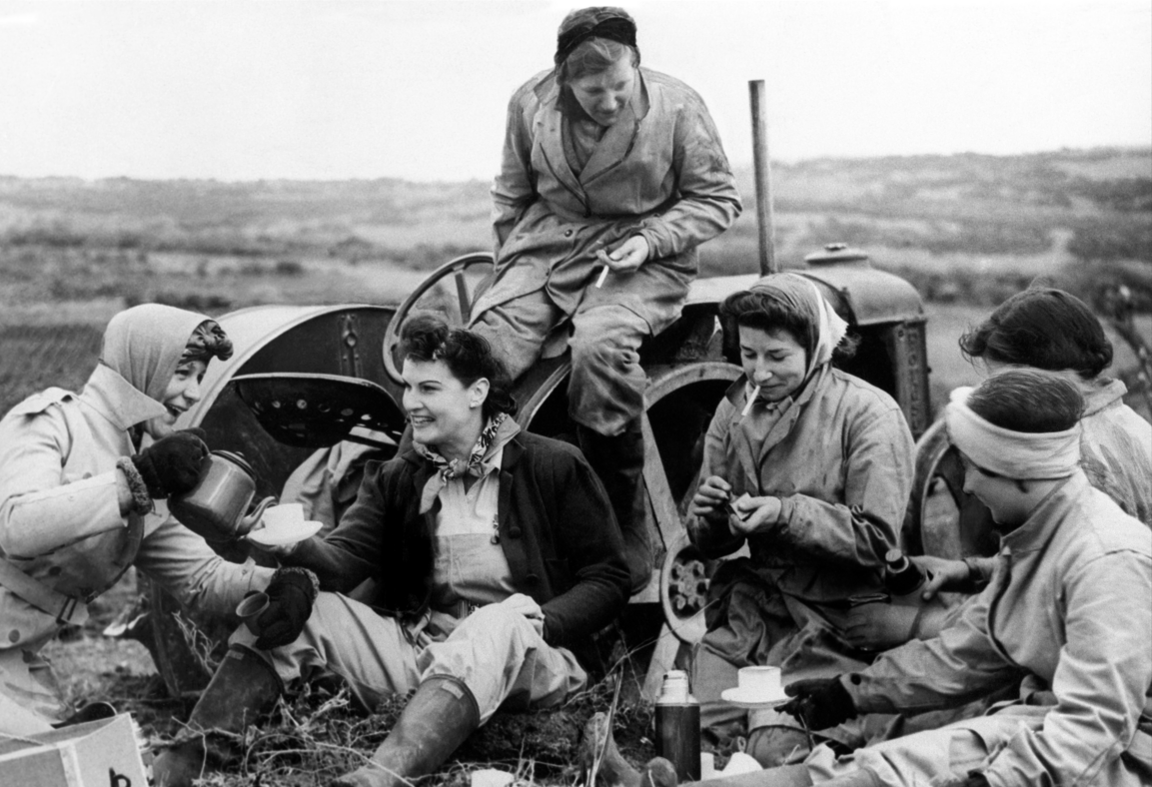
99,304,211,401
415,413,522,514
945,386,1081,479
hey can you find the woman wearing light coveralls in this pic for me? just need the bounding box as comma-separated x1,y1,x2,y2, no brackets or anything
685,273,916,767
468,6,742,592
717,370,1152,787
152,315,630,787
0,304,272,735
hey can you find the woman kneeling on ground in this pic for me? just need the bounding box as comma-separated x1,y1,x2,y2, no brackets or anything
686,273,916,766
152,314,631,787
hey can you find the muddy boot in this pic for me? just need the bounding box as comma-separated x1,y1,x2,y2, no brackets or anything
580,711,642,787
151,645,283,787
577,422,653,593
330,675,480,787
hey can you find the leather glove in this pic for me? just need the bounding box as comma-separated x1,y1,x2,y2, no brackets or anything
779,676,857,731
130,429,210,498
254,567,319,650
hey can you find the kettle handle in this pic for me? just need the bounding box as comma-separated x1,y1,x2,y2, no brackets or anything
237,496,277,537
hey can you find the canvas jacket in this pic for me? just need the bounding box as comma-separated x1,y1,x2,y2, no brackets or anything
1079,377,1152,527
286,430,631,652
847,471,1152,787
691,364,916,605
0,365,270,654
473,66,741,333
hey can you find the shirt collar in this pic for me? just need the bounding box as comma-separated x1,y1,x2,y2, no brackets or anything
81,363,168,431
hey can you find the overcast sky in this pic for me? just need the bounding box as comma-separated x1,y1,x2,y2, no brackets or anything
1,0,1149,182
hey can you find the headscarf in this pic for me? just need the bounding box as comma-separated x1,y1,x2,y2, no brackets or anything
554,6,638,67
414,413,522,514
746,273,849,381
945,386,1081,479
99,304,214,401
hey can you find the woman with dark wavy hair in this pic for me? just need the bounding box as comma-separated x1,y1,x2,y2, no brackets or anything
154,314,630,787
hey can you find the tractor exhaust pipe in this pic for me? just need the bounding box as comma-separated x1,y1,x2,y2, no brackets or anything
749,79,778,275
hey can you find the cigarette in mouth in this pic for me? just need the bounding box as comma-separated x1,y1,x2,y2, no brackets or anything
741,387,759,417
595,265,609,288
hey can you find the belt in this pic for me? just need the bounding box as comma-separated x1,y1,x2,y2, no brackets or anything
0,558,89,626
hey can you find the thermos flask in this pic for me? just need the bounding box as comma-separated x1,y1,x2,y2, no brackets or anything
654,670,701,781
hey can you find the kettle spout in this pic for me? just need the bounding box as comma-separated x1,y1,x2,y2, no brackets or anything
238,496,277,537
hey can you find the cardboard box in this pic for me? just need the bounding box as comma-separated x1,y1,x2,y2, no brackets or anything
0,713,149,787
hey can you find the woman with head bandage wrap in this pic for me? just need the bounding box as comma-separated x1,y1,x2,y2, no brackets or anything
673,272,917,769
0,304,275,737
913,287,1152,607
710,369,1152,787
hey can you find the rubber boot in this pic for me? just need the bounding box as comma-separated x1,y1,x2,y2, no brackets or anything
329,674,480,787
577,422,653,593
151,645,283,787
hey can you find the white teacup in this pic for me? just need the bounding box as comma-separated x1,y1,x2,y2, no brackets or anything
259,502,305,531
721,665,789,706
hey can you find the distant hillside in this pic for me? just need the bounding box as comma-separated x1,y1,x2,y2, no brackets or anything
1,146,1149,312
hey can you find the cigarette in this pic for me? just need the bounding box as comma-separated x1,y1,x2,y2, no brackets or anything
741,387,759,417
595,265,609,288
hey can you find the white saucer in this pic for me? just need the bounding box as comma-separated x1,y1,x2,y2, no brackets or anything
720,687,791,710
246,519,323,546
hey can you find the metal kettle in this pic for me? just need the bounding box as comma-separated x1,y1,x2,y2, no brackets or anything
168,450,275,542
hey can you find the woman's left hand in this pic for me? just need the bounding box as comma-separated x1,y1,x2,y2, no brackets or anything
596,236,649,274
728,494,783,536
499,593,545,636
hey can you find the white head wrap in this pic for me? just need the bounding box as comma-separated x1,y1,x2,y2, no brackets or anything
945,386,1081,479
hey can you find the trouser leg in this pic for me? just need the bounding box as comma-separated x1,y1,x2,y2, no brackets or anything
0,645,65,735
569,305,653,591
417,602,587,723
469,289,561,381
229,591,422,711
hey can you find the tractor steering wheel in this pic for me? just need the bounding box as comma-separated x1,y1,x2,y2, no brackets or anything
382,251,495,384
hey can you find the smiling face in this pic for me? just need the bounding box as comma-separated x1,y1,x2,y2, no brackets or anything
401,356,487,461
568,54,636,127
143,358,208,439
737,325,809,403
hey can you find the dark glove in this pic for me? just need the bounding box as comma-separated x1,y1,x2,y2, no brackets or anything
254,567,319,650
953,775,990,787
130,429,210,498
779,676,857,731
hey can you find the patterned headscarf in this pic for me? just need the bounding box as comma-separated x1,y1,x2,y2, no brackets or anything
414,413,522,514
746,273,849,380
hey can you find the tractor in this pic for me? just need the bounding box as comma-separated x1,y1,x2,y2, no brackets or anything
133,240,977,701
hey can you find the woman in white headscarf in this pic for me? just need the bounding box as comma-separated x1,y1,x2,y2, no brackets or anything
687,273,916,766
0,303,273,734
